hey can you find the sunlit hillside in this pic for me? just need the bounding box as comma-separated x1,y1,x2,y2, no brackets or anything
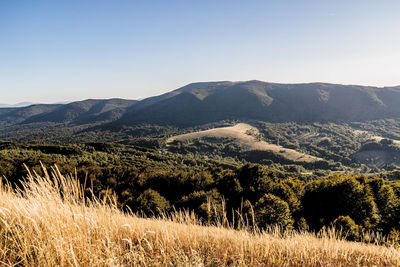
0,167,399,266
167,123,319,162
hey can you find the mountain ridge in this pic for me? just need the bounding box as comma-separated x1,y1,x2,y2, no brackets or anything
2,81,400,127
114,81,400,126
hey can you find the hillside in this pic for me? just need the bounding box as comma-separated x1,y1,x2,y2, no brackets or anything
0,99,137,126
24,98,138,124
0,104,62,125
115,81,400,126
1,167,399,266
167,123,319,162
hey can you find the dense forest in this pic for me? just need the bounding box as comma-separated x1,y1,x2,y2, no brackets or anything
2,142,400,243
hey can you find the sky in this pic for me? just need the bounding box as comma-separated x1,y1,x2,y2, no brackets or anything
1,0,400,104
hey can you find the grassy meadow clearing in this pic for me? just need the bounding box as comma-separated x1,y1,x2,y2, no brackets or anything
0,166,399,266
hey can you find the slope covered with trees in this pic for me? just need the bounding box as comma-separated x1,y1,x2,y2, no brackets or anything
2,142,400,241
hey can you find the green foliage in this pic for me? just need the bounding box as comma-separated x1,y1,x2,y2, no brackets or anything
374,184,400,232
302,175,379,230
331,216,361,241
255,194,293,230
135,189,170,216
177,189,223,223
2,142,400,239
257,122,362,167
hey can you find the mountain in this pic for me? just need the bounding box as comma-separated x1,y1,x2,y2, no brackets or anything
2,81,400,128
114,81,400,126
0,99,137,126
24,99,137,125
0,104,62,124
128,81,234,111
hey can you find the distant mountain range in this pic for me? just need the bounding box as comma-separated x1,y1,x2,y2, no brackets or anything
2,81,400,127
0,102,36,108
0,99,137,126
0,101,73,108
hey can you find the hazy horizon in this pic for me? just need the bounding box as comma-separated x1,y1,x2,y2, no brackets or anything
2,0,400,104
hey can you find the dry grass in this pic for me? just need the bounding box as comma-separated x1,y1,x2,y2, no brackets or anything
0,167,399,266
167,123,319,162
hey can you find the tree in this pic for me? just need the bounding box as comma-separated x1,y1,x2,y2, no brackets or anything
302,175,380,230
332,215,361,241
255,194,293,230
135,189,170,216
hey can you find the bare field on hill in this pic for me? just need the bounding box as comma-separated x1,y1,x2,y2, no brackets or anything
1,168,399,266
168,123,319,162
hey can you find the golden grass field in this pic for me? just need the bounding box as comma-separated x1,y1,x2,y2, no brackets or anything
167,123,319,162
0,167,399,266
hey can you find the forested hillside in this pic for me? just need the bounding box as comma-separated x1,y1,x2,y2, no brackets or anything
116,81,400,126
2,142,400,241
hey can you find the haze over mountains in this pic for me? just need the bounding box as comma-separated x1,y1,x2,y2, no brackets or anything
2,80,400,127
0,102,36,108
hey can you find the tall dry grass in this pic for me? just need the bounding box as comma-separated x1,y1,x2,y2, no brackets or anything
0,166,399,266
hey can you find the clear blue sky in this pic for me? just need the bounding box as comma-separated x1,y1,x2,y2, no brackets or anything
1,0,400,104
